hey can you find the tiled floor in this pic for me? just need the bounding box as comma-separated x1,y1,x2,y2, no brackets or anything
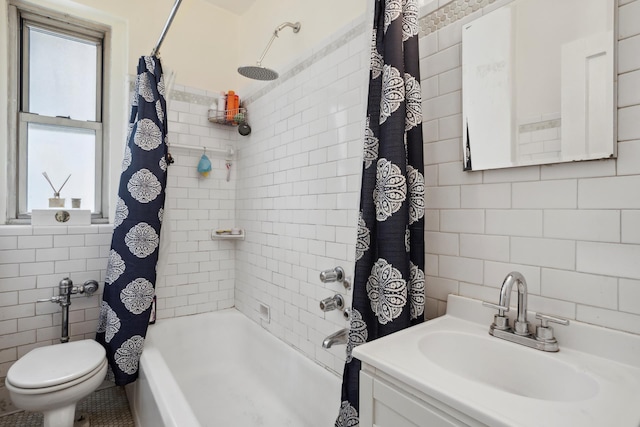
0,385,134,427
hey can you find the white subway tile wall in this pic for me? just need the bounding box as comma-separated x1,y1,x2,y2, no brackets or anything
422,0,640,335
233,18,368,375
158,86,238,319
0,224,113,382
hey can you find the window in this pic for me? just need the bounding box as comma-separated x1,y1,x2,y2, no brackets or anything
8,2,108,220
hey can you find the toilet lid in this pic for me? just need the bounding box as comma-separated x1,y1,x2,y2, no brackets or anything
7,340,106,389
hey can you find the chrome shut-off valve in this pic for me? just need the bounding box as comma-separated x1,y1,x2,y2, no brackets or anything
319,266,351,290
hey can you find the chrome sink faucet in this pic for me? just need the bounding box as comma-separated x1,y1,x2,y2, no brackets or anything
490,271,529,335
483,271,569,352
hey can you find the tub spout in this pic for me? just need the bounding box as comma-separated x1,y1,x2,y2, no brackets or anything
322,328,348,349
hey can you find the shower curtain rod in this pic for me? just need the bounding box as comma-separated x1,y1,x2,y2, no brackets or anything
169,143,234,158
151,0,184,57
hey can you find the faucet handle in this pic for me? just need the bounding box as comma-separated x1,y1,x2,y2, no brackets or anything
535,313,569,327
483,301,511,330
535,313,569,343
482,301,510,312
319,294,345,312
37,296,61,304
319,267,345,283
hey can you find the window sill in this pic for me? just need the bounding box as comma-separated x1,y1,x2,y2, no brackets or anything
6,217,110,226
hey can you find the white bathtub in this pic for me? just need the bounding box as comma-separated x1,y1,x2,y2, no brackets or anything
127,309,342,427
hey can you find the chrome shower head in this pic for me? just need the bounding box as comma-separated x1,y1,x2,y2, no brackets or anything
238,21,301,81
237,65,279,81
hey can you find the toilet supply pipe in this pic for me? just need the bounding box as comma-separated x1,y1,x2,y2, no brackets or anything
38,278,99,343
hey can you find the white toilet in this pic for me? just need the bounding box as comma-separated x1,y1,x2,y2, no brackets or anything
5,340,108,427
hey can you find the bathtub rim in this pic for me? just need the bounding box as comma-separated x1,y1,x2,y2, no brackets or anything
128,346,201,427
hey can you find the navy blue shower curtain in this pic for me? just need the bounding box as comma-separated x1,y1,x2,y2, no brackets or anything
336,0,425,424
96,56,169,386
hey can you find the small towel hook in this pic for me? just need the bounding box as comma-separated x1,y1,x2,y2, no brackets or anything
226,162,232,182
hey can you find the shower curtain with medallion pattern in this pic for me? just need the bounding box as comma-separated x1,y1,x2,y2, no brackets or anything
96,56,169,386
336,0,425,424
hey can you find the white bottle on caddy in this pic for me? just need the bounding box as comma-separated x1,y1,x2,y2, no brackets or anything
218,92,227,117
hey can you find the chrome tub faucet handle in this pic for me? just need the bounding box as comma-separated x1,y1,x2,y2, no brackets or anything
319,294,345,312
319,266,351,290
320,266,344,283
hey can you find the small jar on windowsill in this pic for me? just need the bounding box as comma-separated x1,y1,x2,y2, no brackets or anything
48,195,65,208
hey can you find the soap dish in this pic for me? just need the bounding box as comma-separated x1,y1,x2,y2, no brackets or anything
211,229,244,240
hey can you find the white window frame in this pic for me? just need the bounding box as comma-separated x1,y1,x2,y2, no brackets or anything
7,1,110,222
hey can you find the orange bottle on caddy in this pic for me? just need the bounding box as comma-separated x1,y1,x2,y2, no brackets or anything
232,94,240,124
226,90,235,122
226,90,240,123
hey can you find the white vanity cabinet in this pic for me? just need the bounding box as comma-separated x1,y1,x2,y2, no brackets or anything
358,366,487,427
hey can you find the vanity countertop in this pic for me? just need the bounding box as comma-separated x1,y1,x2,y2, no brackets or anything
353,294,640,427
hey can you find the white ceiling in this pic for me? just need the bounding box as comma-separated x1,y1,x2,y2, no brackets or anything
201,0,256,15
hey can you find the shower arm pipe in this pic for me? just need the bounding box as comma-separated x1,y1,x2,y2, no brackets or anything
151,0,184,57
255,22,301,66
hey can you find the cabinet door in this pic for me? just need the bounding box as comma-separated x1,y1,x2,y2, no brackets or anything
360,371,470,427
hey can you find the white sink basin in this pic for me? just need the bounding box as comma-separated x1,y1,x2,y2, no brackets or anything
418,331,599,401
353,295,640,427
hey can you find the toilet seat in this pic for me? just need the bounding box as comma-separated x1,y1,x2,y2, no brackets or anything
6,358,108,395
6,340,106,390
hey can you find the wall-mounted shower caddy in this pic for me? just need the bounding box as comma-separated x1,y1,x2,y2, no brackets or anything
208,107,248,126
